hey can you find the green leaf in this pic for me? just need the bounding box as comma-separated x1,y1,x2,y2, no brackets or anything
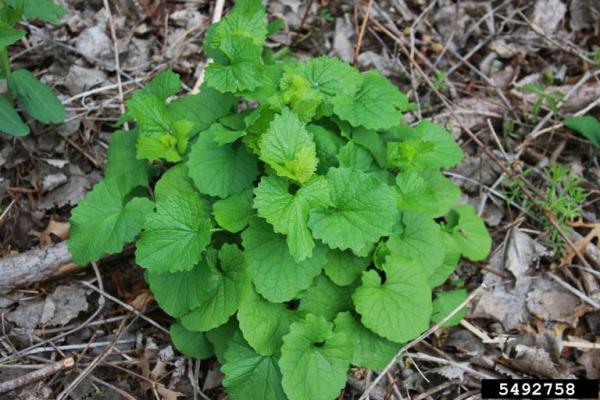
323,250,369,286
206,318,239,363
125,92,171,136
254,175,330,262
170,321,214,359
308,124,344,174
387,121,463,170
222,332,286,400
279,314,352,400
333,312,399,370
143,70,181,100
431,289,467,327
7,69,65,124
206,122,246,146
0,26,26,47
68,176,153,265
187,129,259,198
17,0,67,23
205,37,264,94
204,0,268,59
168,86,237,133
278,71,323,121
136,131,183,162
297,274,354,321
564,115,600,147
396,169,460,217
286,57,362,103
259,108,318,184
446,205,492,261
429,232,461,287
237,285,297,356
337,141,375,172
146,263,211,317
353,255,432,343
0,95,29,136
135,191,212,273
181,244,250,331
352,127,387,168
213,189,254,233
386,212,445,276
153,164,211,215
242,217,326,302
308,167,398,256
332,70,410,130
105,130,149,188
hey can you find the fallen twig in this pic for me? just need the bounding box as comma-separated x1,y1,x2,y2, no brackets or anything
0,357,75,394
0,242,72,294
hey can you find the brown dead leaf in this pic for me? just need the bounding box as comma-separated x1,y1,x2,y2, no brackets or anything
29,219,70,245
156,385,184,400
129,291,154,311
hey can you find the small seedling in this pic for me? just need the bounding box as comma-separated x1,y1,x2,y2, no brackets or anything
68,1,492,399
0,0,67,137
522,82,565,122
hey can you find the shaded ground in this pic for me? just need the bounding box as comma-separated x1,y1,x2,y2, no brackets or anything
0,0,599,399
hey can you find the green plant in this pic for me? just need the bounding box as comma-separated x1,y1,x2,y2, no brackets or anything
522,82,565,122
504,164,586,250
67,1,491,399
564,115,600,147
0,0,66,136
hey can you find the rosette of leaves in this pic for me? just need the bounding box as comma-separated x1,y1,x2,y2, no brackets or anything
0,0,67,136
67,1,492,399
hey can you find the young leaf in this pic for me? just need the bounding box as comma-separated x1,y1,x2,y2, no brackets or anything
7,69,65,124
297,274,354,321
332,70,411,130
353,255,432,343
187,129,259,198
105,130,149,187
237,285,297,356
213,189,254,233
259,108,318,184
181,244,250,332
68,176,153,265
170,321,214,359
395,169,460,217
279,314,352,400
0,26,26,47
445,205,492,261
0,95,29,136
126,93,171,136
206,122,246,146
431,289,467,327
386,212,445,276
143,69,181,100
135,192,212,273
323,250,369,286
308,167,397,256
333,311,399,371
168,86,237,133
564,115,600,147
254,175,331,262
205,37,263,94
222,332,286,400
242,217,326,302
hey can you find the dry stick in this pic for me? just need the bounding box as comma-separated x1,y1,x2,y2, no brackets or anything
353,0,374,66
0,357,75,394
358,286,486,400
191,0,226,94
102,0,126,119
